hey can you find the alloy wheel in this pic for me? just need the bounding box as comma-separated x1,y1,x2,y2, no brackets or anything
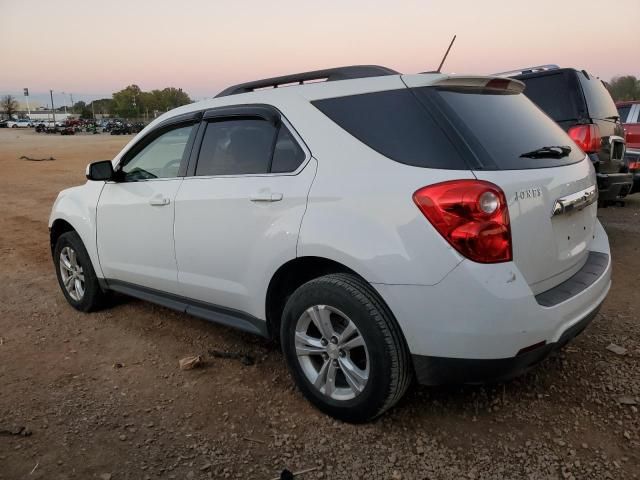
59,246,85,301
294,305,370,401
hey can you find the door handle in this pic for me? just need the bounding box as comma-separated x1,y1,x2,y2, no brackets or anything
249,192,283,202
149,196,170,206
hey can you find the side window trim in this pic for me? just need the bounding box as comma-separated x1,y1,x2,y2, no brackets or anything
186,107,311,178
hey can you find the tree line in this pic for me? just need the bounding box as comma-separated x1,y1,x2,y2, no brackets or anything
3,75,640,120
1,85,193,120
606,76,640,102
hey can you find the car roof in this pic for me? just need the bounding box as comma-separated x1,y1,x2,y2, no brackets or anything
150,69,522,125
111,69,524,166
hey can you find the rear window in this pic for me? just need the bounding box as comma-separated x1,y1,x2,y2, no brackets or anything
312,89,468,169
313,87,585,171
517,72,580,122
414,87,585,170
578,74,619,120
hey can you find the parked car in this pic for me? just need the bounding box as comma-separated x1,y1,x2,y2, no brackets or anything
0,120,8,128
7,119,33,128
49,65,611,422
617,101,640,193
499,65,632,205
110,123,132,135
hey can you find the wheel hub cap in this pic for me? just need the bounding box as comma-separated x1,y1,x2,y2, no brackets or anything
59,246,85,302
294,305,370,401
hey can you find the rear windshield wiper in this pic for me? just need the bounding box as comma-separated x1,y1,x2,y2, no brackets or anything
519,145,572,159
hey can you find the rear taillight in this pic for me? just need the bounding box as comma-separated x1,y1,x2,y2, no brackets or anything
568,124,601,153
413,180,512,263
629,161,640,171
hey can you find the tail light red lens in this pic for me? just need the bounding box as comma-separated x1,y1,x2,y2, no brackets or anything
568,124,601,153
413,180,512,263
628,161,640,171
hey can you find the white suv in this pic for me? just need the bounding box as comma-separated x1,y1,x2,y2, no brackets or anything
49,65,611,422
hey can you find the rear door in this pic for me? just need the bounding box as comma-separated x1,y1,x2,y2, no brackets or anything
173,107,315,316
405,76,598,294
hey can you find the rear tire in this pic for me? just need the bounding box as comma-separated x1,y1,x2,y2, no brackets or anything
280,273,412,422
54,231,108,312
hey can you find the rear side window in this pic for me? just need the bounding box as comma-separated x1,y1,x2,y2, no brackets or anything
195,119,305,176
415,87,585,170
312,89,468,169
578,74,619,120
272,127,306,173
518,72,580,122
616,104,631,123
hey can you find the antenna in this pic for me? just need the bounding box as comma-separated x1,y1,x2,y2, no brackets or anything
436,35,457,73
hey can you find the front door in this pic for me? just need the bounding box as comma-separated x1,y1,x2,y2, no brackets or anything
97,122,197,294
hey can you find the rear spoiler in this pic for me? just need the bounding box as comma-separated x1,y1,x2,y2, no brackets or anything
432,76,525,94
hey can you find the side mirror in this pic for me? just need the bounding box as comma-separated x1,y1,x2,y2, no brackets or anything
86,160,114,181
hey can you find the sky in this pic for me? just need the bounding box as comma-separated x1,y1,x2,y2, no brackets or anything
1,0,638,107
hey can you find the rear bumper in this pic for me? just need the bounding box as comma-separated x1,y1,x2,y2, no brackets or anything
373,220,611,383
631,172,640,194
596,172,633,201
412,302,601,385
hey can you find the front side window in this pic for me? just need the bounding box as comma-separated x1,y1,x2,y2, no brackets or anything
121,124,194,181
195,118,305,176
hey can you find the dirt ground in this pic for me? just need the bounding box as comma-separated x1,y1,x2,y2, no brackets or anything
0,128,638,480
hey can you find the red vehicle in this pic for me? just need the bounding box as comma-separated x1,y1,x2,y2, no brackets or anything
617,101,640,193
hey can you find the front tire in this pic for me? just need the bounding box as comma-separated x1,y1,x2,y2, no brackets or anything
54,231,108,312
281,273,412,423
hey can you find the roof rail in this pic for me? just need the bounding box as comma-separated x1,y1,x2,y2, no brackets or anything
492,64,560,77
215,65,399,98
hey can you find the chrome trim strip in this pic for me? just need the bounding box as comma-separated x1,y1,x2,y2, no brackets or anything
609,135,626,161
551,185,598,217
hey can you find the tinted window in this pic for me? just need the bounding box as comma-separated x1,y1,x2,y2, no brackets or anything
519,73,580,122
196,119,276,176
417,87,585,170
271,126,306,173
578,74,619,120
312,89,467,169
122,124,194,181
617,105,631,123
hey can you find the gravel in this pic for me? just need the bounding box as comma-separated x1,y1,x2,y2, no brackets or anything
0,130,638,479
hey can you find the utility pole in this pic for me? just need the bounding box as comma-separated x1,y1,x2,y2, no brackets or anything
70,93,74,112
23,88,31,118
50,90,56,124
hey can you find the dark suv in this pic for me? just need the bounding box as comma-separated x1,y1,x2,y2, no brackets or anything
499,65,631,205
